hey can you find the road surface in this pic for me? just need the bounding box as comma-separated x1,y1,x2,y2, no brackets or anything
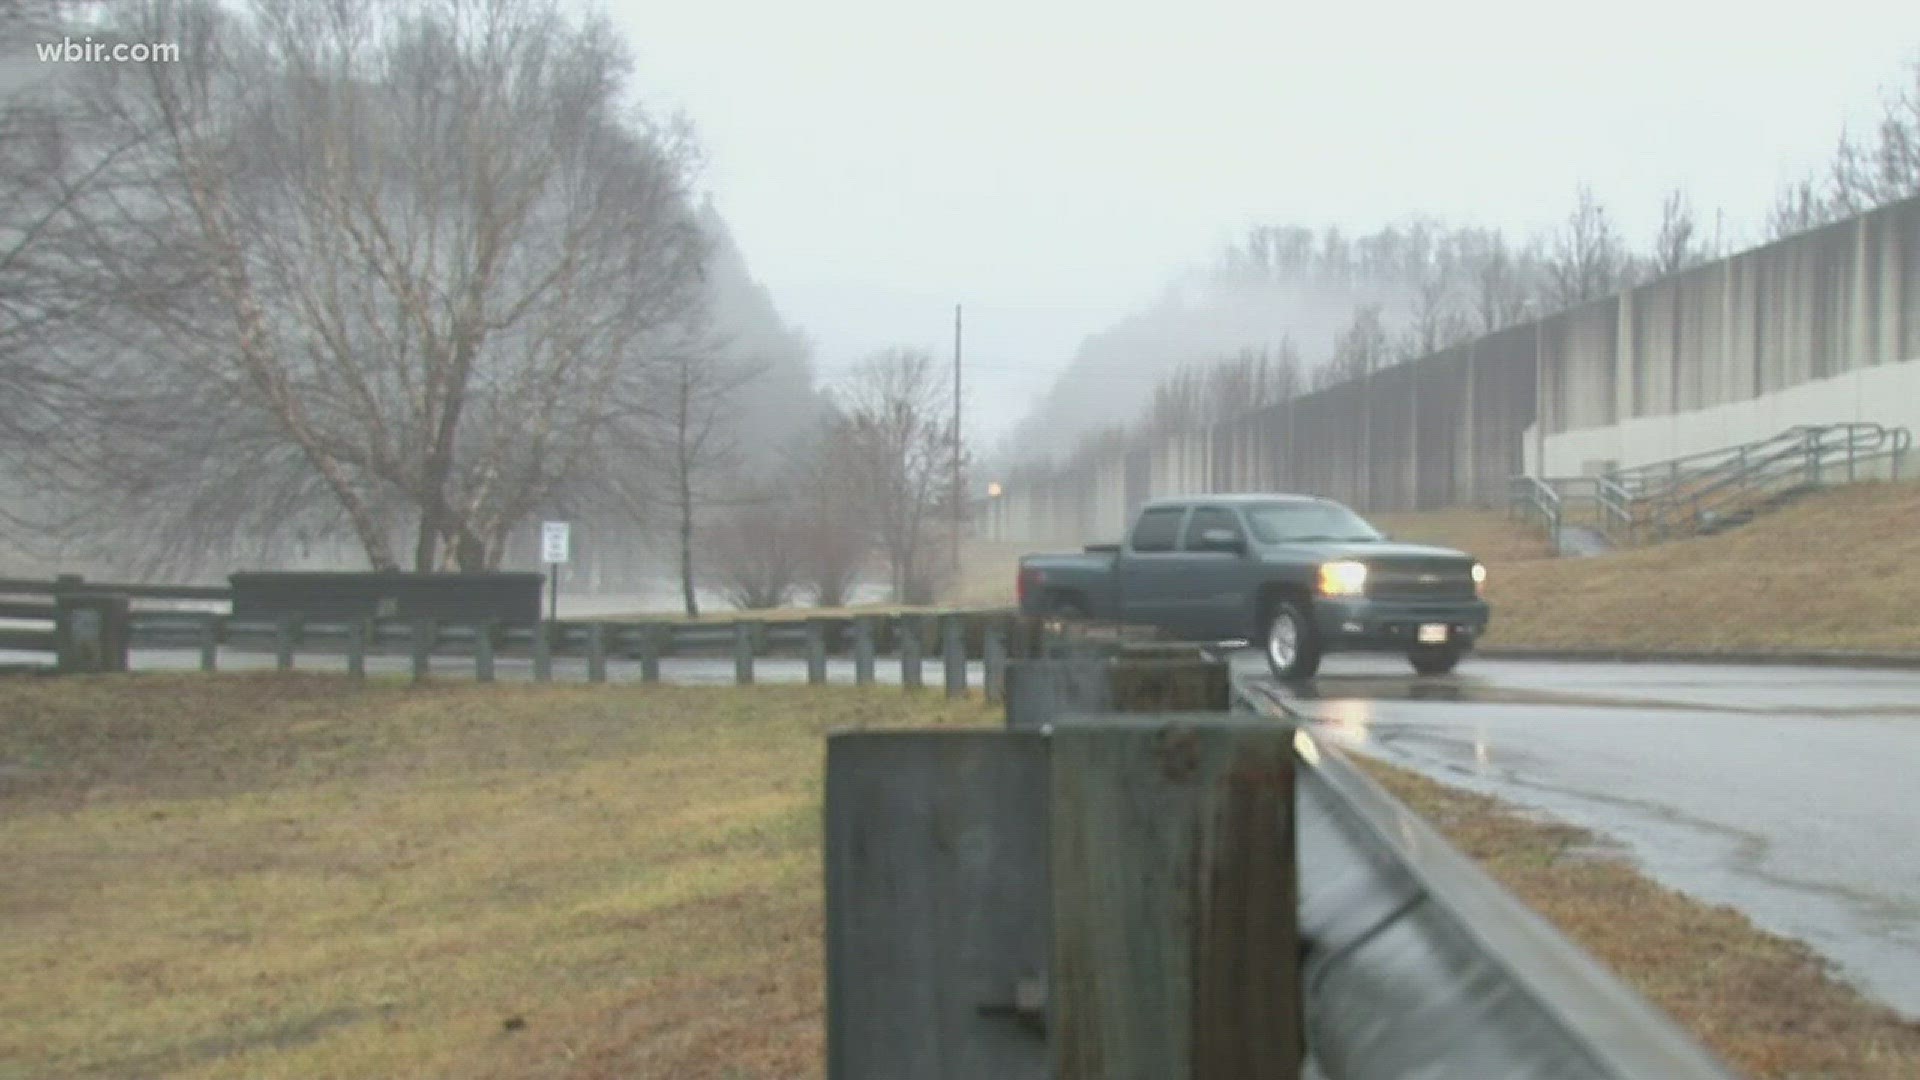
1238,652,1920,1020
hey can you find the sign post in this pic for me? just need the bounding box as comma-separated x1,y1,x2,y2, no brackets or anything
541,521,570,624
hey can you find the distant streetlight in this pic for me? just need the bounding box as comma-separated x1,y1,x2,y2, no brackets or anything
987,481,1003,498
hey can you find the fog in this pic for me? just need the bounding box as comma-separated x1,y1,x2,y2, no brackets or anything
607,0,1920,455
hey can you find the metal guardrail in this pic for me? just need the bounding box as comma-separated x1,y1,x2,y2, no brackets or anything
1234,681,1738,1080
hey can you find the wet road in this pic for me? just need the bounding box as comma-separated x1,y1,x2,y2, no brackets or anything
1237,652,1920,1019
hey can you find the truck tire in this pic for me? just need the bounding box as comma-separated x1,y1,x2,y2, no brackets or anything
1408,645,1463,676
1264,600,1322,682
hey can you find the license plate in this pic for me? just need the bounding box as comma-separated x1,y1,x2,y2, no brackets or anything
1418,623,1450,644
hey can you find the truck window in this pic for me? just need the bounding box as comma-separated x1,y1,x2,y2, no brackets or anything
1130,507,1186,552
1181,506,1243,549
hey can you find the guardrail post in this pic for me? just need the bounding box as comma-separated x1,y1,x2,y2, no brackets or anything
638,623,661,683
942,615,966,698
733,622,754,685
54,591,130,674
199,616,219,673
1050,722,1299,1078
806,619,828,685
475,623,496,683
274,615,296,672
853,617,875,686
410,618,435,684
899,616,923,690
983,621,1008,705
346,618,367,680
587,624,608,683
533,622,553,683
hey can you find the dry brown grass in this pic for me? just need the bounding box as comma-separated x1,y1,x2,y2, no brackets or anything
1357,757,1920,1079
1474,479,1920,652
0,674,994,1080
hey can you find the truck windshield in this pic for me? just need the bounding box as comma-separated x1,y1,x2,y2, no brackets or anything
1243,502,1383,544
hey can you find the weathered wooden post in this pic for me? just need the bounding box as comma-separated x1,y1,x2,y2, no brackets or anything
274,615,296,672
806,619,828,685
900,616,923,690
587,623,608,684
983,621,1008,705
942,615,967,698
410,618,436,683
533,622,553,683
475,623,496,683
638,623,662,683
733,622,755,685
199,616,220,674
853,617,875,686
1048,720,1300,1078
346,618,368,681
824,719,1300,1080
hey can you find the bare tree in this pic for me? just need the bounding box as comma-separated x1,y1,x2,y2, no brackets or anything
787,411,868,607
833,347,956,604
1399,275,1471,360
705,492,800,611
1652,189,1707,277
1828,57,1920,214
42,0,706,574
1766,177,1835,241
1545,185,1625,307
1316,303,1391,388
1453,230,1535,333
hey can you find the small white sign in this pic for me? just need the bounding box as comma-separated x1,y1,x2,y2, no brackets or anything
541,521,571,565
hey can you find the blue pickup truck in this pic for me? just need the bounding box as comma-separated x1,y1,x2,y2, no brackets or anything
1016,494,1491,680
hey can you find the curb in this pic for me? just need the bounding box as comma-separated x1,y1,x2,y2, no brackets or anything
1477,646,1920,669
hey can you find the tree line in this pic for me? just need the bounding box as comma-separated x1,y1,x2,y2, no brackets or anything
0,0,965,613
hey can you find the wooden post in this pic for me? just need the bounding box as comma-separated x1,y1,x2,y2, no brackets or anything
587,623,608,683
733,622,754,685
475,623,495,683
638,623,661,683
1049,721,1300,1079
346,619,367,681
199,616,219,674
806,619,828,685
410,618,436,684
533,622,553,683
900,616,923,690
943,615,967,698
853,617,875,686
983,622,1008,705
274,615,296,672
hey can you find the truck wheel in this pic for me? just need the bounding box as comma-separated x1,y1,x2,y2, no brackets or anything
1047,594,1088,622
1409,646,1463,676
1264,600,1322,682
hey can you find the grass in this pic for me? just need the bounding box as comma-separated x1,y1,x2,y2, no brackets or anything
0,673,994,1080
1356,757,1920,1079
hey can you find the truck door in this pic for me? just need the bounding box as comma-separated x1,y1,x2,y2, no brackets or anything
1116,505,1189,632
1166,505,1251,639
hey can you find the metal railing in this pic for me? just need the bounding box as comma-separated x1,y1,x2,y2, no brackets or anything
1512,422,1911,546
1234,681,1738,1080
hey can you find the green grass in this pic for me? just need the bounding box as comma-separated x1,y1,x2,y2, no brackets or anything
0,674,993,1080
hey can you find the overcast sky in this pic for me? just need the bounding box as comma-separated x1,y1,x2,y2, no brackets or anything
607,0,1920,448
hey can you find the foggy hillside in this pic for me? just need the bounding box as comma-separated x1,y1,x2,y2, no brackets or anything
1003,221,1547,462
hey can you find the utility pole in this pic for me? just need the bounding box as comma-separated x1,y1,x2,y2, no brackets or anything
952,303,963,574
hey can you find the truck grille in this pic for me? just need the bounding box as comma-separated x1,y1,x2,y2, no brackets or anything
1365,560,1476,601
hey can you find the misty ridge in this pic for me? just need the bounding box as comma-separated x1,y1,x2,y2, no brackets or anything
1001,49,1920,472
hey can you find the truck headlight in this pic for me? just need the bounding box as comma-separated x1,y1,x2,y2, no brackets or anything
1318,560,1368,597
1471,562,1487,596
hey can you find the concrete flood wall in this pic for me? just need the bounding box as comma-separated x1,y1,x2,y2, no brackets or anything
990,196,1920,546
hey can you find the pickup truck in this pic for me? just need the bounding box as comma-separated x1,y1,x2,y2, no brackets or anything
1016,494,1491,679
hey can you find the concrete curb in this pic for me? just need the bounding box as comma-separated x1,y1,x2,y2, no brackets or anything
1478,646,1920,669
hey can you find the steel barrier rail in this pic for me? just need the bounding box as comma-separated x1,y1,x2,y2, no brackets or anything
1234,682,1739,1080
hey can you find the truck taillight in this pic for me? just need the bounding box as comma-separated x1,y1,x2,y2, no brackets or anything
1017,567,1043,604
